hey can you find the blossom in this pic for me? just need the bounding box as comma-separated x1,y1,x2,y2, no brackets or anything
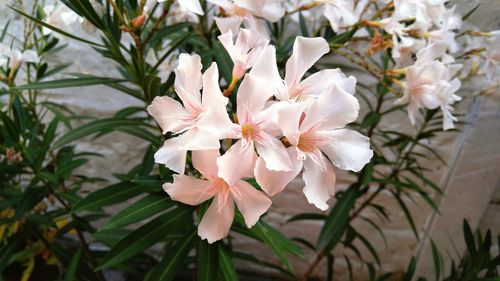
395,43,463,130
209,0,285,36
147,54,233,173
251,36,356,102
0,44,39,70
318,0,366,32
43,4,80,35
254,85,373,210
220,50,294,173
480,31,500,81
163,149,271,243
218,28,269,80
158,0,204,15
427,6,462,53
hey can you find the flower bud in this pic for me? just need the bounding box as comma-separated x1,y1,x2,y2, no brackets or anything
132,14,146,29
232,62,247,80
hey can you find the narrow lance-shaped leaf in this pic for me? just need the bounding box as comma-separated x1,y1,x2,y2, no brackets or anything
73,181,145,212
197,240,218,281
14,77,126,91
9,6,104,47
146,230,197,281
99,192,175,230
97,207,192,269
53,118,147,148
218,244,239,281
317,185,358,252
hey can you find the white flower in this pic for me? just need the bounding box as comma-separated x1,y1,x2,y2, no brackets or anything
209,0,285,37
480,31,500,81
318,0,368,32
0,44,39,70
218,28,269,79
396,43,462,130
43,4,80,35
158,0,204,15
427,6,462,53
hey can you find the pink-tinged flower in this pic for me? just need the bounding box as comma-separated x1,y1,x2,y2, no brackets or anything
255,86,373,210
218,28,269,80
220,66,294,173
251,37,356,102
395,43,462,130
147,54,233,173
163,149,271,243
209,0,285,36
158,0,204,15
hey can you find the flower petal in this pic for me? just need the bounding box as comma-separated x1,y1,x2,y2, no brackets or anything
214,16,242,35
284,37,329,89
255,134,293,171
302,156,336,211
179,128,221,151
147,95,191,134
301,84,360,131
163,175,215,205
319,129,373,172
192,150,220,180
198,196,234,243
299,69,357,97
232,180,272,228
175,54,203,114
249,46,287,100
178,0,204,15
255,147,303,196
154,138,188,174
237,74,274,121
217,139,257,187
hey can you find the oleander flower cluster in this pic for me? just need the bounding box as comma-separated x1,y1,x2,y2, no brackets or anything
147,31,373,243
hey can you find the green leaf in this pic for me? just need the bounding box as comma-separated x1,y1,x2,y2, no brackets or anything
97,207,192,269
146,230,196,281
232,252,292,276
100,192,174,230
317,186,358,252
462,3,480,20
73,181,145,212
0,20,10,42
93,229,133,248
463,219,476,255
0,110,19,145
197,240,218,281
9,6,104,47
250,222,297,273
218,244,239,281
403,257,417,281
430,240,441,281
15,77,126,90
54,118,146,148
392,191,419,240
298,12,309,37
361,112,381,129
287,213,326,223
64,250,82,281
0,237,21,272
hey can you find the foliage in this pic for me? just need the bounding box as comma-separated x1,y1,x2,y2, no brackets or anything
0,0,497,280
